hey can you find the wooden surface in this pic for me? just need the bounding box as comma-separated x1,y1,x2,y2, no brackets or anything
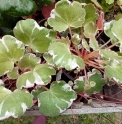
24,101,122,116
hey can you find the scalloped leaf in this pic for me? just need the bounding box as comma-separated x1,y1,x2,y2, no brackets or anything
0,35,24,76
0,0,36,16
48,0,85,32
48,42,85,70
105,65,122,83
38,81,77,117
0,87,33,120
84,3,98,24
18,53,41,70
7,67,19,79
73,69,104,93
13,19,52,53
17,64,56,89
87,69,104,93
73,77,84,92
33,64,56,85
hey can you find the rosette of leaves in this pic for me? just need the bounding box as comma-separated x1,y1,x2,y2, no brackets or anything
1,0,122,120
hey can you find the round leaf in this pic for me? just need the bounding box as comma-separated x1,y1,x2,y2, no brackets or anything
38,81,77,116
73,77,84,92
16,71,35,89
18,53,41,70
73,69,104,93
0,87,33,120
0,0,36,16
48,0,85,32
13,19,52,53
87,70,104,93
48,42,85,70
0,35,24,76
33,64,56,85
17,64,56,89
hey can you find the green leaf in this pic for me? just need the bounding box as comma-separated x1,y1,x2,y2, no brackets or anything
73,69,104,93
0,87,33,120
105,65,122,83
73,77,84,92
13,19,52,53
17,64,56,89
56,37,70,45
7,67,19,79
35,0,55,5
16,71,35,89
84,3,98,24
82,39,90,52
18,53,41,70
84,22,97,38
105,0,114,4
33,64,56,85
111,18,122,41
48,42,85,70
72,34,81,45
38,81,77,116
98,0,113,12
100,49,122,62
89,35,99,50
87,69,104,93
104,21,118,44
0,35,24,76
48,0,85,32
0,0,36,16
32,87,46,99
43,53,55,66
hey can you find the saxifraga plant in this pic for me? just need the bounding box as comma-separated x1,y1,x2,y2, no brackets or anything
0,0,122,120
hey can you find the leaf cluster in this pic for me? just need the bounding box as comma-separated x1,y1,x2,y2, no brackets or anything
0,0,122,120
